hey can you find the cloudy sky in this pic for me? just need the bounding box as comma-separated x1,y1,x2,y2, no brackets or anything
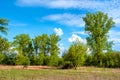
0,0,120,51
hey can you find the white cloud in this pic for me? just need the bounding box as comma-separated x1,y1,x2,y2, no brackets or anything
15,0,109,9
109,30,120,43
99,1,120,26
15,0,120,28
15,0,46,6
107,9,120,26
108,30,120,50
43,13,85,27
15,0,120,50
68,34,86,43
59,43,65,53
54,28,63,36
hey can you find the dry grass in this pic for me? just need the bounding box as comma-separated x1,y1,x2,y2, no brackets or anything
0,65,120,80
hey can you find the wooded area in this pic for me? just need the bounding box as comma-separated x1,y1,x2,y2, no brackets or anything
0,12,120,69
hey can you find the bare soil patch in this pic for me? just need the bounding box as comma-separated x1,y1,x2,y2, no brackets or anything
0,65,55,70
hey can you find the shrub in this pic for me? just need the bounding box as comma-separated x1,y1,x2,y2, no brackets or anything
15,55,30,67
0,53,5,64
62,61,73,69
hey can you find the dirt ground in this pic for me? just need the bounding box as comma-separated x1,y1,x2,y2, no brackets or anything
0,65,55,70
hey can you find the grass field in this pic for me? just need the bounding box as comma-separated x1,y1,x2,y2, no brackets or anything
0,66,120,80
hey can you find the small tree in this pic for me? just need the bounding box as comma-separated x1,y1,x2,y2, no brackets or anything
63,40,88,69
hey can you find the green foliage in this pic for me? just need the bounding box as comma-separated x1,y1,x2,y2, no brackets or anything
84,54,93,66
29,54,39,65
15,54,30,67
33,36,41,55
1,15,120,69
49,54,59,66
58,58,64,66
13,34,31,56
0,53,5,64
33,34,49,65
33,34,60,66
2,52,18,65
63,40,88,69
84,51,120,68
0,36,10,53
48,34,60,66
39,53,44,65
104,51,120,68
83,11,115,66
49,34,60,55
0,18,9,35
62,61,74,69
43,54,50,65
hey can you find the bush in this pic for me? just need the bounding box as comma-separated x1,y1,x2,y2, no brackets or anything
22,57,30,68
84,54,93,66
58,58,64,66
48,55,59,66
0,53,5,64
62,61,74,69
15,55,30,67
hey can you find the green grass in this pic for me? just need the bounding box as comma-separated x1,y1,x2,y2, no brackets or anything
0,67,120,80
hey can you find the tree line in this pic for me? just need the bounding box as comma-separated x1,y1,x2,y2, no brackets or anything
0,11,120,69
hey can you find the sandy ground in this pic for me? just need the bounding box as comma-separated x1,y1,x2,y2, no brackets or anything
0,65,55,70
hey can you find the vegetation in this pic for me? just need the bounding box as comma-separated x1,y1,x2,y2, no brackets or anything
62,40,87,69
0,11,120,69
0,67,120,80
83,11,115,66
0,18,9,35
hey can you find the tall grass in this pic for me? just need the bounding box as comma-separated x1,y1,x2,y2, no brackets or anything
0,67,120,80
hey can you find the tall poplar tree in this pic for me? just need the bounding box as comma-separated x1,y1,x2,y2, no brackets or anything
83,11,115,66
49,34,60,66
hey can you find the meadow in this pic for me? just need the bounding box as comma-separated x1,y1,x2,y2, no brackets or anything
0,66,120,80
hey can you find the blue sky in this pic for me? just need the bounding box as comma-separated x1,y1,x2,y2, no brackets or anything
0,0,120,52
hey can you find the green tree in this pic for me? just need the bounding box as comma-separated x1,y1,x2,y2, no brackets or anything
83,11,115,66
0,18,9,35
48,34,60,66
33,36,41,56
13,34,31,56
15,54,30,67
104,51,120,68
0,36,10,53
12,34,31,66
39,34,49,65
33,34,60,66
26,41,34,57
63,40,88,69
84,54,93,66
0,18,9,64
33,34,50,65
